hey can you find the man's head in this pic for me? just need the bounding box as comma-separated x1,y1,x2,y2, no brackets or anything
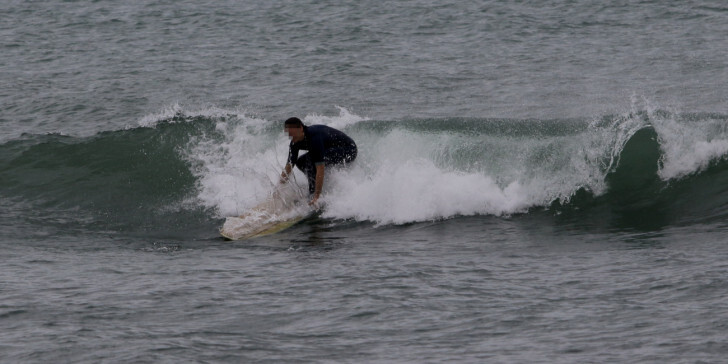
284,117,305,142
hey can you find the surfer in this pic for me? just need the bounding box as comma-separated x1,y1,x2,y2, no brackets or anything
279,117,357,205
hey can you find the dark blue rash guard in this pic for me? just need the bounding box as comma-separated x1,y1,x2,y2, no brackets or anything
288,125,357,167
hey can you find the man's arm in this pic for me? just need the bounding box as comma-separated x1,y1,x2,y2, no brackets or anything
310,164,325,205
280,163,293,183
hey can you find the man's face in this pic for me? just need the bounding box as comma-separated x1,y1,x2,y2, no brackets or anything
285,125,304,142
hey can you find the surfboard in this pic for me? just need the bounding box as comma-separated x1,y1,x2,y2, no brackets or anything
219,185,313,240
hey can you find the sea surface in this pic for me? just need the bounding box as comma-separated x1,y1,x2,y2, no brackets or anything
2,1,728,362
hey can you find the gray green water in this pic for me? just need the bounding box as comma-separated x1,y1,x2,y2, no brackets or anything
2,1,728,362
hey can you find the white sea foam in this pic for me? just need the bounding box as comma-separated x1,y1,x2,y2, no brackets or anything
322,159,532,224
188,122,288,216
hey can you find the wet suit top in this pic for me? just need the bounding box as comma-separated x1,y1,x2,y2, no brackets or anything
288,125,357,167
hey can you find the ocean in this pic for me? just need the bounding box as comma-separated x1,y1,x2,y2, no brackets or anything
2,1,728,362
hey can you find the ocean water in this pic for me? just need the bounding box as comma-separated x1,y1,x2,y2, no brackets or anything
2,1,728,362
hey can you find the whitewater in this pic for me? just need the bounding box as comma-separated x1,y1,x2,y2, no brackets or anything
171,103,728,226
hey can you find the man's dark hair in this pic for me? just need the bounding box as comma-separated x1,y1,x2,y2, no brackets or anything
284,117,304,127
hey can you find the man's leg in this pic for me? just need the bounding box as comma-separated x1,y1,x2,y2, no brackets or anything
323,145,357,166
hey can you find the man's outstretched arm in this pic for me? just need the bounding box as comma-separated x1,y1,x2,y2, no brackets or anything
280,163,293,183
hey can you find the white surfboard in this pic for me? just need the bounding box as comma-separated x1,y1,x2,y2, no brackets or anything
219,184,313,240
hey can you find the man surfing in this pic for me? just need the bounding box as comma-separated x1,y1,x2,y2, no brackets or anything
279,117,357,205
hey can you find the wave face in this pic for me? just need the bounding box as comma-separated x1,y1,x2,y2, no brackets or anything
2,107,728,236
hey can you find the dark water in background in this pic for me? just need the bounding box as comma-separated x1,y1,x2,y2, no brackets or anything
3,1,728,362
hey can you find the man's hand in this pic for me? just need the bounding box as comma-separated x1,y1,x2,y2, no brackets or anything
309,194,320,206
280,163,293,184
